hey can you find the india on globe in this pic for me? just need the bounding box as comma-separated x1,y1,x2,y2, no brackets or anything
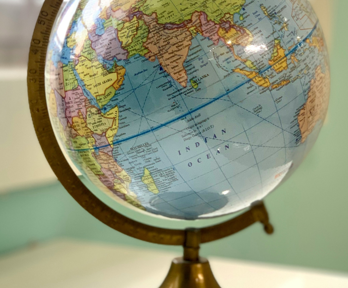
46,0,330,220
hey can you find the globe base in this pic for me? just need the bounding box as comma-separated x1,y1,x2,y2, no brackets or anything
159,202,274,288
160,257,221,288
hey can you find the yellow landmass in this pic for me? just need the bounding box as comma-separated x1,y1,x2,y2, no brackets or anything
75,56,125,101
114,170,133,195
78,104,119,147
140,0,245,24
269,39,288,73
108,0,137,12
125,194,146,210
86,106,114,135
96,154,130,196
78,0,88,11
260,4,287,30
306,37,324,52
70,136,102,175
80,39,97,61
297,65,330,143
94,150,145,210
72,3,83,22
103,104,119,118
272,79,290,89
103,105,119,147
218,24,253,66
79,150,103,175
112,66,126,90
221,13,235,23
63,63,78,91
234,68,270,88
189,27,198,37
190,79,198,89
50,115,70,150
118,16,139,46
123,19,149,58
99,6,109,20
99,0,119,19
71,134,96,150
260,4,271,19
93,66,125,108
72,111,94,137
48,90,57,117
218,25,253,47
282,22,289,31
106,118,118,147
142,168,159,194
67,32,77,48
48,60,65,97
95,151,123,174
245,60,257,70
104,16,124,31
291,54,299,65
97,86,116,108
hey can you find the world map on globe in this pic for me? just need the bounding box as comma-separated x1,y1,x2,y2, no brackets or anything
45,0,330,219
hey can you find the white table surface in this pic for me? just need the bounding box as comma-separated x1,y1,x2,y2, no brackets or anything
0,239,347,288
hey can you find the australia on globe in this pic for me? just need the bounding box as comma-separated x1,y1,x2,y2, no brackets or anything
45,0,330,219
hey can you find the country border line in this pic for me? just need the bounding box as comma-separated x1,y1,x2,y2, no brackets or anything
68,22,318,152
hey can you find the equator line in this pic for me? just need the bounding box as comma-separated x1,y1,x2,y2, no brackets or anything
69,22,318,152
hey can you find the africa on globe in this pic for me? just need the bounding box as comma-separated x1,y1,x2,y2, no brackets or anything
45,0,330,220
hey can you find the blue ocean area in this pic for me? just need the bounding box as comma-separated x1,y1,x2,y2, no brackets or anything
72,68,100,110
96,18,105,35
44,0,331,220
60,40,73,65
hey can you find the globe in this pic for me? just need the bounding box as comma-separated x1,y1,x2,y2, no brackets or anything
45,0,330,220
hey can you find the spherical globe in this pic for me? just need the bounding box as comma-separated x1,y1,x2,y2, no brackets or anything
45,0,330,220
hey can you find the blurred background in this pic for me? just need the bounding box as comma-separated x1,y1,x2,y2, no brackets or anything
0,0,347,286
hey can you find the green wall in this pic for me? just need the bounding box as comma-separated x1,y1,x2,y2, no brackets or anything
1,0,348,274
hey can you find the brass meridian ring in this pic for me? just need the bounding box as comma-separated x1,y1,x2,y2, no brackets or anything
27,0,272,246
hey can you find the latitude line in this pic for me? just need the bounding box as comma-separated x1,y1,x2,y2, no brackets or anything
75,0,297,114
175,137,294,196
262,1,290,165
187,23,254,201
269,88,287,164
101,1,312,208
167,1,291,201
124,60,222,212
167,0,241,197
171,138,295,193
126,67,160,150
70,86,304,156
68,19,318,153
108,21,318,147
242,124,264,193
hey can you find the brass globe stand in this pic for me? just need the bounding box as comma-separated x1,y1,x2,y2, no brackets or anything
27,0,274,287
160,208,273,288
